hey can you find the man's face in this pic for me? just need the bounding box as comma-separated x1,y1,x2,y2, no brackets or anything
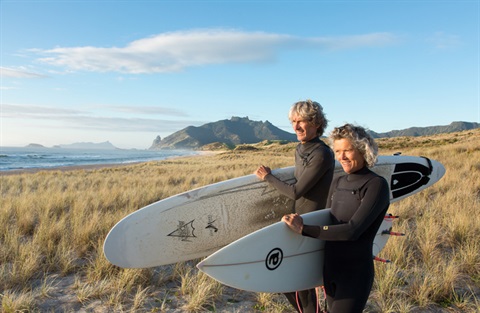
291,113,318,143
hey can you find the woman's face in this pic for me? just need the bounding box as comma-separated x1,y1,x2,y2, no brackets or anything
333,138,365,174
291,113,318,143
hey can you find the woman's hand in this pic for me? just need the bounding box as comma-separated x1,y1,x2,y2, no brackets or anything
282,213,303,235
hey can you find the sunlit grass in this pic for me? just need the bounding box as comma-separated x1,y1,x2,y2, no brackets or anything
1,131,479,311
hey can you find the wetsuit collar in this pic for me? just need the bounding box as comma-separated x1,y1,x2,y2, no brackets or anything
346,166,371,181
301,137,322,145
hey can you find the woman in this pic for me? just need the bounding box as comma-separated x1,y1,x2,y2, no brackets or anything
282,123,390,313
255,100,334,313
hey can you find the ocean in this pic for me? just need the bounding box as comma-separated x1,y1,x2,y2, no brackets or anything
0,147,199,172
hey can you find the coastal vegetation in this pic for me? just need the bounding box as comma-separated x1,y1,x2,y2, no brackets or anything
1,129,479,312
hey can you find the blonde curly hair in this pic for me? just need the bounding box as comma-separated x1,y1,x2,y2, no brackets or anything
288,99,328,137
329,123,378,167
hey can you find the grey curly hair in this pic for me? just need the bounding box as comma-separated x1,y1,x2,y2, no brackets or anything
329,123,378,167
288,99,328,137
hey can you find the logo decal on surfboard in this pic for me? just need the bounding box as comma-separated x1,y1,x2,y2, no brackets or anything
168,220,196,241
265,248,283,270
206,215,218,235
390,160,433,199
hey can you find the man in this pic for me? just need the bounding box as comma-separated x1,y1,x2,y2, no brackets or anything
255,99,335,312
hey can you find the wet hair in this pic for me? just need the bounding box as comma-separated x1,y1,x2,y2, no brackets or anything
329,123,378,167
288,99,328,137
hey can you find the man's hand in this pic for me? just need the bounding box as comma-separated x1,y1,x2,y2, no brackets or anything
254,165,272,180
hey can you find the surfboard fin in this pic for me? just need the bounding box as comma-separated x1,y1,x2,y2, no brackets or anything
384,214,399,221
373,256,391,263
381,229,405,236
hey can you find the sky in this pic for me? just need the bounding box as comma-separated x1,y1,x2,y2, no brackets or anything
1,0,479,149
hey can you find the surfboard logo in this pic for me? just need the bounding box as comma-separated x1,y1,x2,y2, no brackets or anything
265,248,283,271
391,160,432,199
206,215,218,235
168,220,196,241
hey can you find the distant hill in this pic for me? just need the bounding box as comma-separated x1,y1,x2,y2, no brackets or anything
150,119,479,150
149,116,297,150
25,143,45,148
56,141,118,150
369,121,480,138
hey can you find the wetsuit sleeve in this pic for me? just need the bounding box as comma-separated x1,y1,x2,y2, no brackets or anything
302,177,390,240
264,146,333,200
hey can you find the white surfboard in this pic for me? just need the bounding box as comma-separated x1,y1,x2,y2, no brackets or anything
104,155,445,268
196,211,396,293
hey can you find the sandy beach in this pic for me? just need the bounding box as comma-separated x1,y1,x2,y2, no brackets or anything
0,162,131,176
0,150,220,176
33,271,274,313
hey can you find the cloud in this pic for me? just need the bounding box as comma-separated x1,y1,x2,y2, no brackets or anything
1,103,201,133
58,115,200,132
105,105,188,117
1,103,84,117
0,67,46,78
427,32,462,50
308,32,399,50
34,29,399,74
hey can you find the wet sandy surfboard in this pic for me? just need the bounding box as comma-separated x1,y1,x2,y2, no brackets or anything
197,212,399,293
104,155,445,268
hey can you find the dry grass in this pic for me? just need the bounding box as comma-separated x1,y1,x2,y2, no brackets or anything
1,131,479,312
368,129,480,313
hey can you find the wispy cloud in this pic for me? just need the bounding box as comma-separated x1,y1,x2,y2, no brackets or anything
308,32,400,50
33,29,399,74
1,103,201,132
0,67,46,78
56,116,200,132
427,32,462,50
1,103,84,117
104,105,189,117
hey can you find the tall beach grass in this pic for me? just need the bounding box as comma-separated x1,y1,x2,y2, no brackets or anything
1,130,479,312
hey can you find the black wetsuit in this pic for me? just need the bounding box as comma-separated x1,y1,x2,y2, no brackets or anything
265,137,334,313
265,137,334,214
302,167,390,313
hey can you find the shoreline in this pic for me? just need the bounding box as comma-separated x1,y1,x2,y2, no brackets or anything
0,162,136,176
0,150,222,176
